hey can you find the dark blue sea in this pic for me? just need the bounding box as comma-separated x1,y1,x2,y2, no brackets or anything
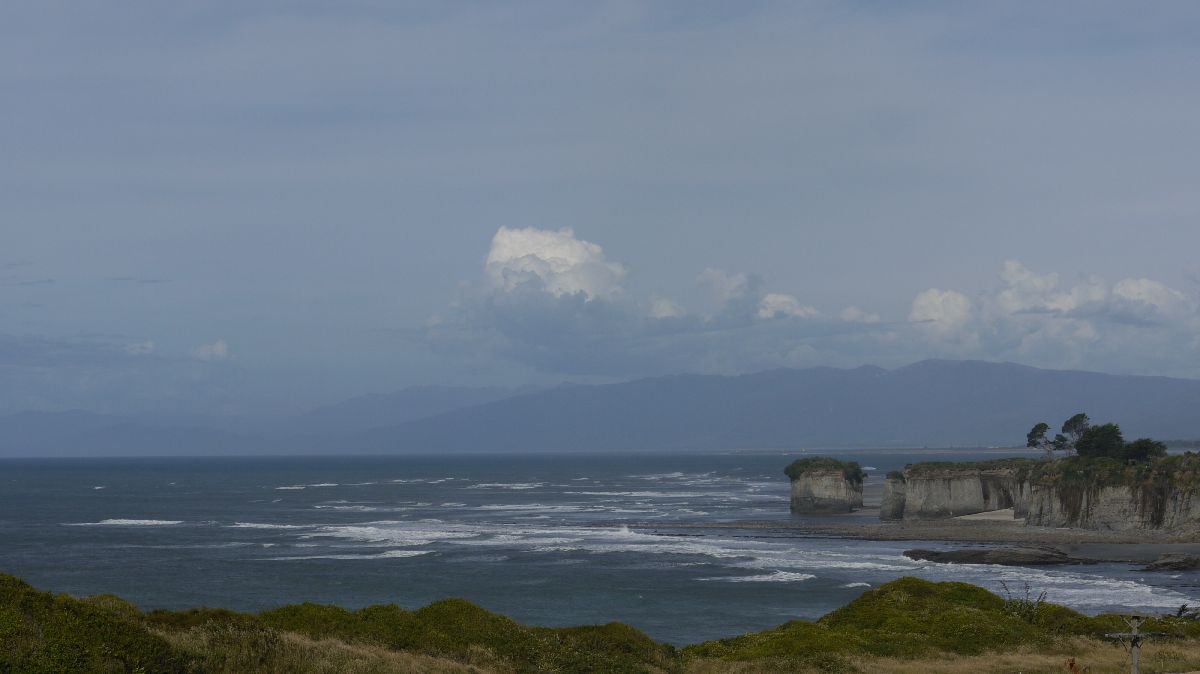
1,450,1196,644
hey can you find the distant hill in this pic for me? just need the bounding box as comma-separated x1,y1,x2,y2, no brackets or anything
293,385,527,434
0,410,256,457
357,360,1200,452
4,360,1200,456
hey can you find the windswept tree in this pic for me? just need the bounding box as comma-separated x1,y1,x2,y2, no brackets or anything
1026,422,1054,458
1027,412,1091,458
1057,413,1091,452
1028,414,1167,463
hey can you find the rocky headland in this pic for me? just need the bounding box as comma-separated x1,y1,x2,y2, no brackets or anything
880,453,1200,532
784,457,865,513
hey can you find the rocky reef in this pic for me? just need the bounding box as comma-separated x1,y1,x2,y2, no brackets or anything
784,457,865,513
881,454,1200,532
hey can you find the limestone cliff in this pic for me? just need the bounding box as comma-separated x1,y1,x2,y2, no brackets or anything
1023,482,1200,530
878,454,1200,532
785,457,865,514
880,472,906,521
898,461,1026,520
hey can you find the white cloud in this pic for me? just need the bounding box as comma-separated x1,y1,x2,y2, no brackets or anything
909,289,972,331
123,340,156,356
756,293,818,320
995,260,1106,315
839,306,881,323
698,268,753,306
648,296,685,319
1112,278,1190,318
484,227,625,301
435,231,1200,380
191,339,231,362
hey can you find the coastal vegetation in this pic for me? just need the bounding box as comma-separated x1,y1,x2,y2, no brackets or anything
7,572,1200,673
783,457,866,485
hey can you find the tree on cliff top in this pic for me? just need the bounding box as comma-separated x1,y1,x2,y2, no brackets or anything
1027,413,1091,458
1029,415,1167,463
1075,423,1125,459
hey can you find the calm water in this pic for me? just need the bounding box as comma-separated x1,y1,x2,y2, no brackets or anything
1,450,1197,644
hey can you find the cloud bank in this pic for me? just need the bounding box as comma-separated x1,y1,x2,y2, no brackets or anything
429,228,1200,380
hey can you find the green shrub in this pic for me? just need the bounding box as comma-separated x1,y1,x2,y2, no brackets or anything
683,577,1090,662
0,573,186,673
784,457,867,484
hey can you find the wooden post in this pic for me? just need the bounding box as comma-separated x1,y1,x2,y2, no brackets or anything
1105,615,1158,674
1129,616,1141,674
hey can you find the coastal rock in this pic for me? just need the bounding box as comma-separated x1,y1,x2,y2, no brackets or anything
1143,553,1200,572
785,458,865,514
790,470,863,513
900,463,1024,520
1023,483,1200,531
903,547,1081,566
880,473,906,521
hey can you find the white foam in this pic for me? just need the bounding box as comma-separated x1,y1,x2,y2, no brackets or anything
466,482,545,490
841,582,872,588
66,519,183,526
271,549,432,561
230,522,309,530
275,486,306,490
565,491,709,498
701,571,816,583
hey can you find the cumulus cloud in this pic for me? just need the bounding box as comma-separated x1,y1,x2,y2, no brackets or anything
994,260,1106,316
484,227,625,300
698,268,754,307
191,339,231,362
756,293,818,320
429,228,1200,379
648,296,686,319
839,306,881,323
909,289,972,331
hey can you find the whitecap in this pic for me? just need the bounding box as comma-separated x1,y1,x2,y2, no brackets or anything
466,482,545,490
229,522,309,530
66,519,183,526
841,582,872,588
269,549,432,561
701,571,816,583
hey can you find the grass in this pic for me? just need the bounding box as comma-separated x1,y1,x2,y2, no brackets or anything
6,572,1200,674
902,457,1041,477
784,457,867,485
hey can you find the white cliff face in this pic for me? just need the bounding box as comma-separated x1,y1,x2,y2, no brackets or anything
880,475,906,521
1024,484,1200,530
878,461,1200,531
789,470,863,513
900,470,1020,519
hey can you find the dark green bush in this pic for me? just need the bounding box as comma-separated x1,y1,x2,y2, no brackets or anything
784,457,867,484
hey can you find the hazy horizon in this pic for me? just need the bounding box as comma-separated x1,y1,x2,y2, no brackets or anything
5,3,1200,418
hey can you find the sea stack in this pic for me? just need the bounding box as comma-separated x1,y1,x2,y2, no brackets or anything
785,457,865,514
880,471,907,520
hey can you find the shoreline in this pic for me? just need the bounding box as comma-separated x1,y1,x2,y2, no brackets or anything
618,511,1200,563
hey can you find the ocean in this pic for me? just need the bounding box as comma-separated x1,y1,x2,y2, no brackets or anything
1,449,1196,645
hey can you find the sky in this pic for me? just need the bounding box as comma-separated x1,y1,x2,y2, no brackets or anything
3,2,1200,417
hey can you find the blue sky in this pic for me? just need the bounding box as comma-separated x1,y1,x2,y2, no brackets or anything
4,2,1200,416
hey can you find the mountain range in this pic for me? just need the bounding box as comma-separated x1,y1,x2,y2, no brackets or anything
4,360,1200,457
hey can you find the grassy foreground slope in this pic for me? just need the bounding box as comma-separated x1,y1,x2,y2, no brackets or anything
5,572,1200,673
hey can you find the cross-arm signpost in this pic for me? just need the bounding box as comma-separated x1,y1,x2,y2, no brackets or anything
1105,615,1168,674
